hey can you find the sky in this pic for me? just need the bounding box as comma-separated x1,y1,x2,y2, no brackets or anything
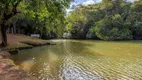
71,0,101,6
66,0,101,15
71,0,137,6
66,0,138,15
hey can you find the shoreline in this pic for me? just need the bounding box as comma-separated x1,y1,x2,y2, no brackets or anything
0,51,32,80
0,34,53,80
1,41,52,54
0,42,52,80
0,34,53,53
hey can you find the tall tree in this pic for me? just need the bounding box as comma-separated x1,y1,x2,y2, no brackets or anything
0,0,22,47
0,0,71,47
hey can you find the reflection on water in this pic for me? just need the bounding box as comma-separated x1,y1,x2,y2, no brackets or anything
12,40,142,80
20,58,35,71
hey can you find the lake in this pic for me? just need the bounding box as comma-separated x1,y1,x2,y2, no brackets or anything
12,40,142,80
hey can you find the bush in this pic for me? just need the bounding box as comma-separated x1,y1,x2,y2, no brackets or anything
133,22,142,39
93,15,132,40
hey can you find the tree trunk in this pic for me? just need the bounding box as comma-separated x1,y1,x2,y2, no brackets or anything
1,22,7,47
0,0,22,47
11,27,14,34
13,24,16,34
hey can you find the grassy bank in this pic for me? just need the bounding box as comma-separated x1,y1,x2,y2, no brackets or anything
0,34,50,51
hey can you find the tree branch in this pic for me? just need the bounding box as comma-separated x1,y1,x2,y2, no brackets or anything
4,0,22,20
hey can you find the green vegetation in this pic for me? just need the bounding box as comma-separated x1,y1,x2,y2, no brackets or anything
0,0,142,47
0,34,50,51
66,0,142,40
0,0,71,46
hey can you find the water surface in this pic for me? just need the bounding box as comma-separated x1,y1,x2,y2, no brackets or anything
12,40,142,80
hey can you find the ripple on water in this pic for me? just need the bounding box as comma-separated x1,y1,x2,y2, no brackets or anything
28,53,142,80
12,40,142,80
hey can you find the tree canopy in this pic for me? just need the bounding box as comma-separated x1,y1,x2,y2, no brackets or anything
65,0,142,40
0,0,71,46
0,0,142,47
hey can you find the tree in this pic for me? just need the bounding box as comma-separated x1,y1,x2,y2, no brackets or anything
126,0,142,39
93,15,132,40
65,11,87,39
0,0,22,47
0,0,71,46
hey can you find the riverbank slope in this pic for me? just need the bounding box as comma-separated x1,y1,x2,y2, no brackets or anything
0,34,50,51
0,51,33,80
0,34,50,80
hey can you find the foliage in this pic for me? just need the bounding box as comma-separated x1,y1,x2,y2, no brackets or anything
126,0,142,39
8,0,71,37
1,0,142,44
65,0,142,40
0,0,71,46
65,11,87,38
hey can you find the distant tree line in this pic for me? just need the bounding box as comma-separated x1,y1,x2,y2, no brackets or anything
65,0,142,40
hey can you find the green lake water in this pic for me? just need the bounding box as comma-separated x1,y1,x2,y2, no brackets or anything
12,40,142,80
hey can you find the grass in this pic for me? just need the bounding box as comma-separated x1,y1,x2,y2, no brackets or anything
0,34,50,51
